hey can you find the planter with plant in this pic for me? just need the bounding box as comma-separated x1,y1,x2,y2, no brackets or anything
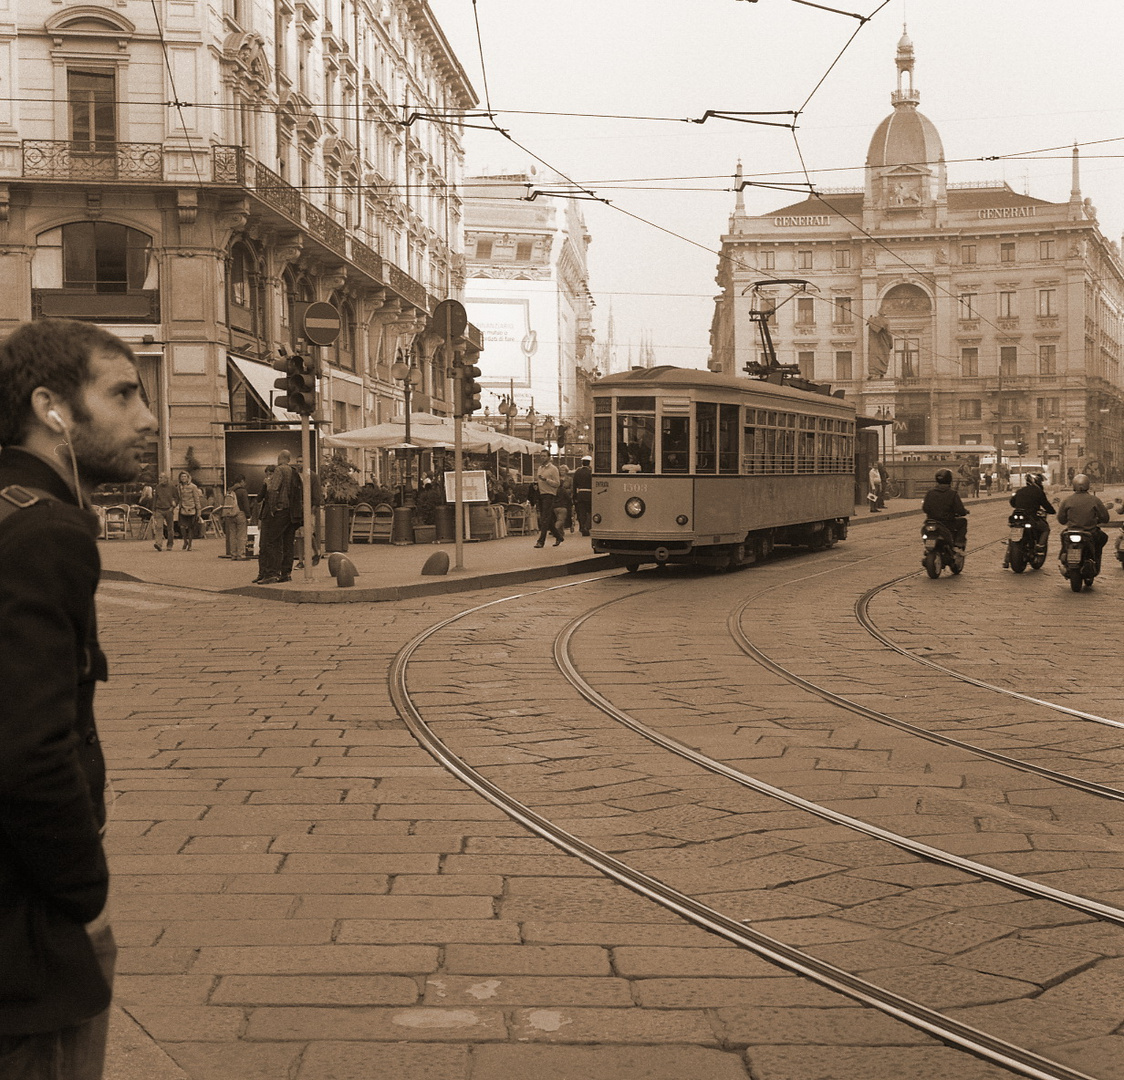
320,453,361,553
412,484,444,543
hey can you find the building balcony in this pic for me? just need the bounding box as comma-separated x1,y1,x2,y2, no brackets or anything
16,141,455,328
22,140,165,182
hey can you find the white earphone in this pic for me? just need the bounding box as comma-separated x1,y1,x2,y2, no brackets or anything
47,408,67,433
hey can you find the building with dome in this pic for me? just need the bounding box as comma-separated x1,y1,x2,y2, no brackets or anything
710,32,1124,482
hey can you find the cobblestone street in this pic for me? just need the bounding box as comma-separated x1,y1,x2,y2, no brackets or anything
93,496,1124,1079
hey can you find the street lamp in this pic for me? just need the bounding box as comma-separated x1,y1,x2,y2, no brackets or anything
391,353,423,504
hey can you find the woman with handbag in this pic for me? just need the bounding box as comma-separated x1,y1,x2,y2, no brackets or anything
175,470,205,550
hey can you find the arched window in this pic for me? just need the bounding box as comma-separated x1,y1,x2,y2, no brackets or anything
227,241,263,336
283,269,314,352
61,222,154,293
330,296,357,371
33,223,158,322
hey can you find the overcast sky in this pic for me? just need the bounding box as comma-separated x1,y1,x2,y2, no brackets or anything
426,0,1124,371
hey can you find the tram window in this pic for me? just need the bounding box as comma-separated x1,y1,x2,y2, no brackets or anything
798,429,816,473
617,414,655,472
593,416,611,473
661,416,690,473
744,425,764,474
617,396,655,411
718,404,739,473
695,402,716,473
594,397,611,414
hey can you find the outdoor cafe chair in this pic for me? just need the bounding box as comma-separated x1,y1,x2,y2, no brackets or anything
349,502,375,542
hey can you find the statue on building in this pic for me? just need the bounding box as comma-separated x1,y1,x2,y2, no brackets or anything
867,315,892,378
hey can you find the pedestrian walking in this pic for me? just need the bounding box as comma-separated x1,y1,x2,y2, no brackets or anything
573,455,593,536
220,475,250,560
0,317,158,1080
151,471,179,549
555,464,574,536
867,462,883,512
175,469,205,551
533,449,564,548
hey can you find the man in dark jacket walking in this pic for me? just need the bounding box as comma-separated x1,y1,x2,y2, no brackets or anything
0,318,157,1078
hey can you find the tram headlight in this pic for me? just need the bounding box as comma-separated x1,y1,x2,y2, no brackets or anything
624,497,645,518
675,514,689,526
592,513,601,524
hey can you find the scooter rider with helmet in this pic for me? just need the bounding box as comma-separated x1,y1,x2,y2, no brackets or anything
1003,472,1055,568
1056,473,1110,572
922,468,969,552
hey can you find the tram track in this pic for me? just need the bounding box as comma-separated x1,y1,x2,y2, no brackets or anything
388,572,1120,1080
855,576,1124,731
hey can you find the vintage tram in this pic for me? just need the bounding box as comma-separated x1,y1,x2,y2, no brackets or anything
590,366,856,571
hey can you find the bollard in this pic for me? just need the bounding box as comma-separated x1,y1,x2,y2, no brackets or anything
335,556,357,588
421,551,450,576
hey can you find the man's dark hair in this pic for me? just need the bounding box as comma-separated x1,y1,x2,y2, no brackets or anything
0,319,137,446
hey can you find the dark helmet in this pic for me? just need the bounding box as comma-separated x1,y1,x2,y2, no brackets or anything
1027,472,1043,487
935,469,953,485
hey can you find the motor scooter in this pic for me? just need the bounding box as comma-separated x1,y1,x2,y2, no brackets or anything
921,519,964,578
1058,527,1099,592
1006,509,1047,573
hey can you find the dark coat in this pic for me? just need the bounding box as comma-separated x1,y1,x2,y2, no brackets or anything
0,447,111,1034
922,482,968,522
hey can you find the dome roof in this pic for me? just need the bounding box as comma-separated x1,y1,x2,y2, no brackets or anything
866,105,943,170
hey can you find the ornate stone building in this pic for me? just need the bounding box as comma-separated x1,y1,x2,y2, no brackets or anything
711,32,1124,480
0,0,478,485
462,173,596,454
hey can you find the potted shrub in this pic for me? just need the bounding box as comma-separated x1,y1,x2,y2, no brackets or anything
412,484,443,544
320,453,360,552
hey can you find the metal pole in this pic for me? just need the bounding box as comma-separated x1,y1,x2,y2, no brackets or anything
454,417,464,571
300,413,313,583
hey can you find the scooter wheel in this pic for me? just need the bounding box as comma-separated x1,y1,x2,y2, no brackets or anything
1069,572,1084,592
923,551,940,579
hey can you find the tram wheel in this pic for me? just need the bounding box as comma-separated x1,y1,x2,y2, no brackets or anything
626,562,640,574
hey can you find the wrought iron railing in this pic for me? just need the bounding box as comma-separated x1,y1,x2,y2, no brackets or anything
304,202,346,253
23,140,164,181
210,146,435,313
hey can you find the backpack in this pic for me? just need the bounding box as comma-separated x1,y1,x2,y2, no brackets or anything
220,489,238,517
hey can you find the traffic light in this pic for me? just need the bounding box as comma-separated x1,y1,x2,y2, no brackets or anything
1016,441,1029,455
273,353,317,415
456,360,483,416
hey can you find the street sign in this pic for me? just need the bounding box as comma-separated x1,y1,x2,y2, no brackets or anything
434,298,467,339
297,301,342,346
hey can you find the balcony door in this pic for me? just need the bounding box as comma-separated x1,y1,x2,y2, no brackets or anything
68,69,116,152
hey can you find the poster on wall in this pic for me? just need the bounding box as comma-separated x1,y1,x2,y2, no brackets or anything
466,298,537,385
224,428,317,496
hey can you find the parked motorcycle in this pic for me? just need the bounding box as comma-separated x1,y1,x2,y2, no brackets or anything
1058,527,1099,592
1006,509,1047,573
921,519,964,578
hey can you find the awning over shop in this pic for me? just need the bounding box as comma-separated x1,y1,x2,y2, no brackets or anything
325,412,546,454
228,355,299,422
